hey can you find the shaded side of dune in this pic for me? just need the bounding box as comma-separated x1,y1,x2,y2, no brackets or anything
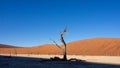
0,44,19,48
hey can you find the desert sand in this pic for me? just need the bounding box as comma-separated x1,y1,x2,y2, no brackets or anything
1,54,120,65
0,54,120,68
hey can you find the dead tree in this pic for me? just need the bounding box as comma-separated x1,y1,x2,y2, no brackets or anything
50,27,67,60
14,48,17,56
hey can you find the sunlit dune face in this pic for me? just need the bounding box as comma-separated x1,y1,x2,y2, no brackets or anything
0,38,120,56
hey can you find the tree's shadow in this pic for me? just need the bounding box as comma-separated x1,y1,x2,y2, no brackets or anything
0,55,120,68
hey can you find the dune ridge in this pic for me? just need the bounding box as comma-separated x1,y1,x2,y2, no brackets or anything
0,44,18,48
0,38,120,56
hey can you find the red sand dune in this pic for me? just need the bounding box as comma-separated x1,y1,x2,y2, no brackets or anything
67,38,120,56
0,38,120,56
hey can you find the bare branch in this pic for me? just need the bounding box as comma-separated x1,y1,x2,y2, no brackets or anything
50,38,62,49
60,27,67,45
61,26,67,34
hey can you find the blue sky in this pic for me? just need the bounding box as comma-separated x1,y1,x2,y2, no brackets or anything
0,0,120,47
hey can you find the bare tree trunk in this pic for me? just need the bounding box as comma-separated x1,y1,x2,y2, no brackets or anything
63,44,67,60
14,48,17,56
60,31,67,60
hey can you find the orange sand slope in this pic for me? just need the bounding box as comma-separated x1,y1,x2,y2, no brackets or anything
0,38,120,56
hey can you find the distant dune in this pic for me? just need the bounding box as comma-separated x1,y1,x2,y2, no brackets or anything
0,44,18,48
67,38,120,55
0,38,120,56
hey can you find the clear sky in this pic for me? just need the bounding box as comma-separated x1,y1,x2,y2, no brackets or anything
0,0,120,47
